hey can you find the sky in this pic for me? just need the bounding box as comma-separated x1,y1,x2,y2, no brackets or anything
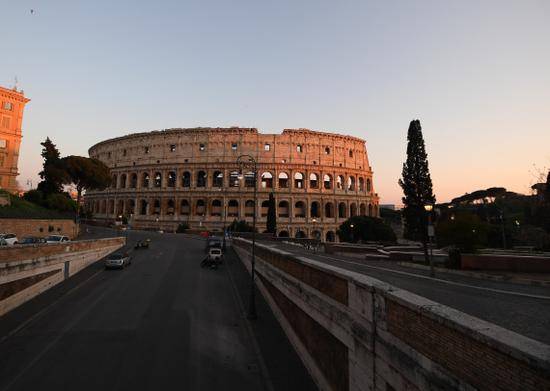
2,0,549,204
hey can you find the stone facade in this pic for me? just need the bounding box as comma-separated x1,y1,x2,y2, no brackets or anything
85,127,379,241
0,218,79,239
0,86,30,193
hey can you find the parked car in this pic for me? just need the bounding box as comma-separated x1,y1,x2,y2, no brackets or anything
20,236,46,245
134,239,150,249
45,235,70,244
0,233,18,245
0,238,8,246
104,253,132,269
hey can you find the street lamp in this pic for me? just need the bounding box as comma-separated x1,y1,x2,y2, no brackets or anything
218,173,227,252
350,223,354,243
424,204,435,277
237,154,258,320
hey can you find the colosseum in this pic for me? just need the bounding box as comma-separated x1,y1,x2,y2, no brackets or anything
85,127,379,241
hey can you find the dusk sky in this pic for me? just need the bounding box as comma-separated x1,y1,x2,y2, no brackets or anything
2,0,549,204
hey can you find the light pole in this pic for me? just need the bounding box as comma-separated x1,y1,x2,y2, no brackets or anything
237,154,258,320
218,172,227,252
350,223,354,243
424,204,435,277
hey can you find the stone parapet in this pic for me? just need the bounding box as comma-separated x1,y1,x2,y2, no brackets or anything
0,218,78,240
233,237,550,391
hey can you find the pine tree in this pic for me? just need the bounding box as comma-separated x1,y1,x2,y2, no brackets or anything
545,170,550,205
398,120,436,257
266,192,277,234
37,138,66,196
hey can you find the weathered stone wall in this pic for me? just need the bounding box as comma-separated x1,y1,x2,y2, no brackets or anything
461,253,550,272
233,238,550,391
0,237,124,316
85,127,380,241
0,218,79,240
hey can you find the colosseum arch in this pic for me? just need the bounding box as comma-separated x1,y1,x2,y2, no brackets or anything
323,174,332,189
278,200,289,217
182,171,191,187
309,173,319,189
211,199,222,216
228,200,239,217
278,172,289,188
261,172,273,189
295,201,306,217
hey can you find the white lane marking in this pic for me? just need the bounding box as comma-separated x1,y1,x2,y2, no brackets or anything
283,247,550,301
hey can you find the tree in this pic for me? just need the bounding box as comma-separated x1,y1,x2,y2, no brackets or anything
61,156,111,217
37,138,66,196
337,216,396,243
266,192,277,234
435,213,488,253
228,219,255,232
398,120,436,260
545,171,550,204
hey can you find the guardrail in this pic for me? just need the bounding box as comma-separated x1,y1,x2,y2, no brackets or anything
232,237,550,391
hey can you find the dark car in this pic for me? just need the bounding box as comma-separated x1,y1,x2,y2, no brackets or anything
20,237,46,245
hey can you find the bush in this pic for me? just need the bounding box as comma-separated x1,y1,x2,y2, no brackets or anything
436,212,488,252
23,189,45,206
45,193,77,213
337,216,397,243
228,219,255,232
176,222,190,233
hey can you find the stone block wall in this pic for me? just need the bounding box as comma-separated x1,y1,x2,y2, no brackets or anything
233,238,550,391
461,253,550,273
0,218,79,240
0,237,124,316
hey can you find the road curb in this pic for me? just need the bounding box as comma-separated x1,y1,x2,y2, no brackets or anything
397,262,550,287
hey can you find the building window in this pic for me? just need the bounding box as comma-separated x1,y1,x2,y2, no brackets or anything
264,143,270,151
2,102,13,111
199,144,205,151
0,139,6,148
108,152,112,158
297,144,303,153
325,147,330,155
231,143,238,151
170,144,176,152
145,146,150,154
123,149,127,156
349,149,353,157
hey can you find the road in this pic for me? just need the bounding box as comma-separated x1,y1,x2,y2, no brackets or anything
0,228,316,391
260,240,550,345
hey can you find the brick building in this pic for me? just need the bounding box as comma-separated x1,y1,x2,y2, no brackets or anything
85,127,380,241
0,86,30,193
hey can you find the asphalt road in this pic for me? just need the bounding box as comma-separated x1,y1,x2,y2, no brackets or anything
0,228,316,391
263,241,550,345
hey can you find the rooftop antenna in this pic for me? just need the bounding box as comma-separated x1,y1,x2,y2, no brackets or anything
13,76,18,91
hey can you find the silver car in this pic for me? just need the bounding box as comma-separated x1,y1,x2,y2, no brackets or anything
105,253,132,269
0,233,18,245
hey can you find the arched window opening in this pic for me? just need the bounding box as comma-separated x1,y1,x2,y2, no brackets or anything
368,203,373,217
213,171,223,187
347,176,356,191
154,172,162,188
112,174,118,189
245,200,255,217
244,172,255,188
366,178,372,193
278,230,289,238
197,171,207,187
336,175,344,190
295,230,306,239
294,201,306,218
294,172,304,189
140,200,148,215
130,173,137,188
153,199,161,215
228,200,239,217
278,200,289,217
196,199,206,215
211,199,222,216
310,201,320,218
120,174,127,189
358,177,365,192
360,203,366,216
323,174,332,190
261,172,273,188
182,172,191,187
261,200,269,217
309,173,319,189
167,171,176,187
230,171,240,187
338,202,347,218
324,202,334,218
180,200,190,215
167,199,175,215
278,172,289,188
350,203,357,217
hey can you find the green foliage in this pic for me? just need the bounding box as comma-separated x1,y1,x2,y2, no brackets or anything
451,187,507,204
380,207,402,226
37,138,66,196
0,190,72,219
337,216,397,243
228,219,254,232
435,213,489,253
266,192,277,234
176,222,190,233
44,193,77,213
23,189,44,205
398,120,436,242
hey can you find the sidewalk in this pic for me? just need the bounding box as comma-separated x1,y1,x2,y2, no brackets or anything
397,262,550,287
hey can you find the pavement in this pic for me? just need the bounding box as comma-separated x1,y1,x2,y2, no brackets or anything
0,227,317,391
262,240,550,345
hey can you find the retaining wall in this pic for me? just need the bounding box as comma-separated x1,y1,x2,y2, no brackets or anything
0,237,124,316
461,253,550,273
0,218,79,240
233,238,550,391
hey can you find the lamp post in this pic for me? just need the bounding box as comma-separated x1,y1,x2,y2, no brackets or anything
350,223,354,243
237,154,258,320
424,204,435,277
218,172,227,252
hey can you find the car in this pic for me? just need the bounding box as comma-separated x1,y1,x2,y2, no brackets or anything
134,239,150,249
104,253,132,269
205,236,223,253
208,247,223,262
0,238,7,246
0,233,18,245
45,235,70,244
20,236,46,245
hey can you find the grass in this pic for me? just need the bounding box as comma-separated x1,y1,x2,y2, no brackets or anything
0,190,73,220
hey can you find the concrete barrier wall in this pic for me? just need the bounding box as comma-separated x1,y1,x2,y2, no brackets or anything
0,218,79,239
461,253,550,273
233,238,550,391
0,237,124,316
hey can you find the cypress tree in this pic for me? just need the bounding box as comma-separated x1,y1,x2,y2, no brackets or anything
398,120,436,258
266,192,277,234
37,137,66,196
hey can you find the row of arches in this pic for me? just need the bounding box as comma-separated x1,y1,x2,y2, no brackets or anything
90,198,378,219
110,170,373,193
